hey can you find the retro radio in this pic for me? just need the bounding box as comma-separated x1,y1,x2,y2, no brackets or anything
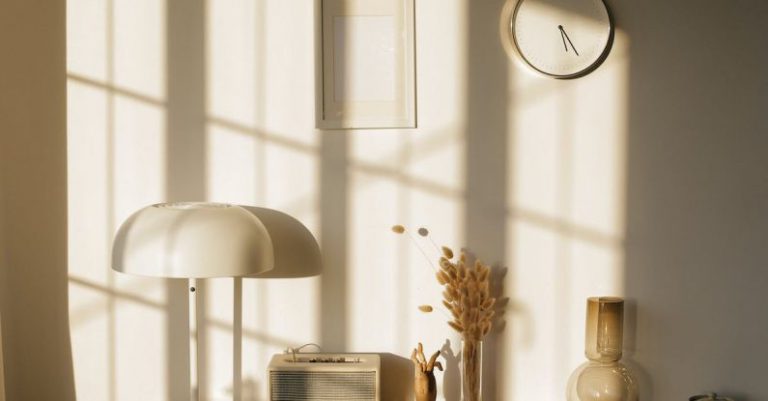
267,353,380,401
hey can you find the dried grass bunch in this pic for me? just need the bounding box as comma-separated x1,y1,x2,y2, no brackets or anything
390,224,497,338
392,225,495,401
436,248,495,341
437,248,493,401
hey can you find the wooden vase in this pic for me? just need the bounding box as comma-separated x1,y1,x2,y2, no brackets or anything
411,343,442,401
414,369,437,401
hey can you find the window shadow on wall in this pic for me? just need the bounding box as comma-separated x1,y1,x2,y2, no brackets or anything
464,1,510,400
165,0,207,399
63,0,649,400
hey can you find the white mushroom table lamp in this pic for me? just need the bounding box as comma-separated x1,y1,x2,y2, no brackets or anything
111,202,321,401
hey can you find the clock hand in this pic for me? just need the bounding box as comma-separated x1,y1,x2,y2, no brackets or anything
559,26,569,52
558,25,580,56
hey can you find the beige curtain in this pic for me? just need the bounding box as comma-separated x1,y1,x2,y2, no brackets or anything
0,310,5,401
0,196,5,401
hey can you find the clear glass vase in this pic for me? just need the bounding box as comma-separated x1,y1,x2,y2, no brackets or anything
460,340,482,401
567,360,637,401
566,297,638,401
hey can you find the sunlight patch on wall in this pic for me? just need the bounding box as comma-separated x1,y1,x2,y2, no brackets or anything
113,0,166,100
206,125,260,205
66,78,112,401
68,284,111,400
205,278,235,401
407,129,466,194
115,301,167,400
351,132,408,168
68,0,169,393
207,0,259,126
260,0,316,145
347,126,466,359
404,188,464,355
510,80,562,218
205,3,323,399
505,29,630,399
505,219,560,401
241,278,269,400
67,81,110,285
65,0,476,399
264,143,318,223
414,0,467,130
112,95,167,221
67,0,108,81
341,0,469,372
112,93,168,400
205,124,259,400
348,171,401,351
567,70,628,238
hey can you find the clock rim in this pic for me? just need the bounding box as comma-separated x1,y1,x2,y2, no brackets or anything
500,0,615,79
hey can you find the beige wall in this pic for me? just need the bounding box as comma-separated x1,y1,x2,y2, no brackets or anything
0,0,76,400
621,1,768,399
62,1,768,401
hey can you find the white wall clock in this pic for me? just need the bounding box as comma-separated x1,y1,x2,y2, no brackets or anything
501,0,614,79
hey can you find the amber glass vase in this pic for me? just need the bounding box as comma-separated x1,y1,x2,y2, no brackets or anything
566,297,638,401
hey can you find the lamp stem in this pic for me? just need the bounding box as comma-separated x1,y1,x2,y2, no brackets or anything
189,278,200,401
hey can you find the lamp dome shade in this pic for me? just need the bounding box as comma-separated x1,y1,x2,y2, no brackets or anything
112,202,274,278
241,207,322,278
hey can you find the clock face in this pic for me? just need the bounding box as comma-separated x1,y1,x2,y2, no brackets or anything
504,0,613,78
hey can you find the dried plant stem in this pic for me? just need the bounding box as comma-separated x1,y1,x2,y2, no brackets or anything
429,304,454,321
423,233,443,256
462,339,481,401
405,230,439,273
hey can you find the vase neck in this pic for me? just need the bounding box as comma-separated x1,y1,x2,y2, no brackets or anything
584,297,624,361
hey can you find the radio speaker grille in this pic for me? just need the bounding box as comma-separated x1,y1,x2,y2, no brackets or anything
270,371,377,401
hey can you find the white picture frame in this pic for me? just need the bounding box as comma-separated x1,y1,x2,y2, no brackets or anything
317,0,416,129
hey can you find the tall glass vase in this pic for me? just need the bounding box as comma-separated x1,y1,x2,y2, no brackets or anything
460,340,482,401
566,297,638,401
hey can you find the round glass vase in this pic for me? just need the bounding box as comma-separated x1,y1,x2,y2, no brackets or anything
566,360,638,401
460,339,482,401
566,297,638,401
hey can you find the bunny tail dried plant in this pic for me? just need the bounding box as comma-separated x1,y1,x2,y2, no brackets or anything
418,305,434,313
439,248,495,401
392,225,497,401
439,250,495,341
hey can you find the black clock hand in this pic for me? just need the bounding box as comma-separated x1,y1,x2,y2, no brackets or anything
559,27,568,52
558,25,580,56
